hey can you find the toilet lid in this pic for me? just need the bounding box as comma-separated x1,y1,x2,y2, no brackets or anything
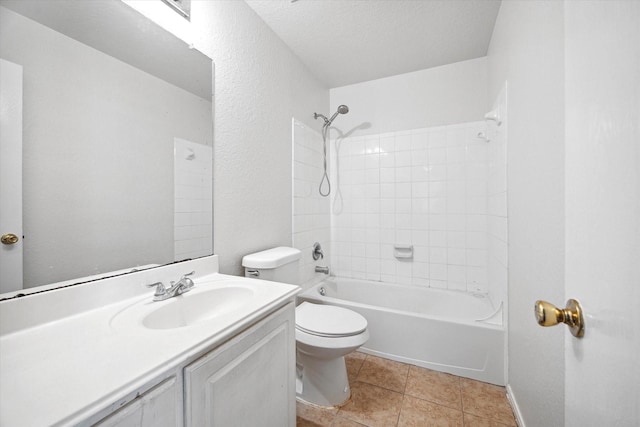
296,302,367,337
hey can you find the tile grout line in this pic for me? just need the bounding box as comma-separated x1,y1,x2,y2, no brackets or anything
394,364,412,427
395,394,406,427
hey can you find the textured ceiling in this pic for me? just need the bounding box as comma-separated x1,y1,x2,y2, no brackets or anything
245,0,501,88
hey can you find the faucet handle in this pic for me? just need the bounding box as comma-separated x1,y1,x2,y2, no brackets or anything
146,281,166,297
312,242,324,260
181,271,195,288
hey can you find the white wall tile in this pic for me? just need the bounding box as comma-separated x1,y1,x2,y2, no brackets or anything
292,120,332,284
395,134,412,151
430,247,447,264
321,121,505,294
174,138,213,261
410,132,429,150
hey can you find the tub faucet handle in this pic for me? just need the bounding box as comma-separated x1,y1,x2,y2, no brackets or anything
312,242,324,260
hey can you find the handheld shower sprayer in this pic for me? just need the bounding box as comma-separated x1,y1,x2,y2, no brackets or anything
313,105,350,197
328,104,349,125
314,105,349,127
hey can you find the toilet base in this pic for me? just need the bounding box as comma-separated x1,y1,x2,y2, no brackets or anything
296,350,351,407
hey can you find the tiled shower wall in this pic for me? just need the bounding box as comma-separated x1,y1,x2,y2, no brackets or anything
329,122,491,293
293,118,508,302
174,138,213,261
292,120,331,285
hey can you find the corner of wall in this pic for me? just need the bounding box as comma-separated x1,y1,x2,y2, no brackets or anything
487,1,566,426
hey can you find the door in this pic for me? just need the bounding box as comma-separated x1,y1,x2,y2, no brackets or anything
564,2,640,425
0,58,23,293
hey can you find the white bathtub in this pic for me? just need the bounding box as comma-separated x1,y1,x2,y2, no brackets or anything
298,277,505,385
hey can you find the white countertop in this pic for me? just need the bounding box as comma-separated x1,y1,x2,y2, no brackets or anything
0,257,299,426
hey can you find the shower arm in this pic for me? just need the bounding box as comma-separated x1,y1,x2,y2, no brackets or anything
314,112,330,125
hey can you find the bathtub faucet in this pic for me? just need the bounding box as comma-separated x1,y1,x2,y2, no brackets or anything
312,242,324,260
315,266,330,275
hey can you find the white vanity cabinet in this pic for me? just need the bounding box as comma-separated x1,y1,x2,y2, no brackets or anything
91,302,296,427
184,303,296,427
94,377,179,427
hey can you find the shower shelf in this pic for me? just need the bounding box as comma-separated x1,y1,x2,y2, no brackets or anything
393,245,413,259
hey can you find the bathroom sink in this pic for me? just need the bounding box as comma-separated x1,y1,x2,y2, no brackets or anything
110,284,258,331
142,287,254,329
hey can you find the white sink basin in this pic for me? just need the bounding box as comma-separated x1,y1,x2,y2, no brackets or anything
110,282,260,331
142,287,254,329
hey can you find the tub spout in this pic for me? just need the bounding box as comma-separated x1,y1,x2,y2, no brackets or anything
315,266,330,274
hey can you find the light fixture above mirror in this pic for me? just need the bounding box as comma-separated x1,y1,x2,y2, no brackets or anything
161,0,191,21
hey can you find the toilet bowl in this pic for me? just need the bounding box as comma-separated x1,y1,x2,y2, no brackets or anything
295,302,369,407
242,247,369,407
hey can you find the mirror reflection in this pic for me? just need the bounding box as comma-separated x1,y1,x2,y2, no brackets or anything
0,0,213,296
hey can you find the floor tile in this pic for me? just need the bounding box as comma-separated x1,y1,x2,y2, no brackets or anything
398,395,464,427
331,416,369,427
405,366,462,410
296,400,338,427
356,355,410,393
337,381,404,427
345,351,367,383
297,355,517,427
460,379,516,426
463,413,514,427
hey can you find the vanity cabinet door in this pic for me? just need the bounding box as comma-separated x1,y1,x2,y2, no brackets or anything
94,377,178,427
184,303,295,427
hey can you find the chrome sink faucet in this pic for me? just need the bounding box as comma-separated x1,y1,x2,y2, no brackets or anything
146,271,195,301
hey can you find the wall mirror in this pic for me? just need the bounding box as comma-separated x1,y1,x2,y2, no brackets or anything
0,0,213,298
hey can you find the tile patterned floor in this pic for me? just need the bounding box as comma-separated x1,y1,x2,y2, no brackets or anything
297,352,517,427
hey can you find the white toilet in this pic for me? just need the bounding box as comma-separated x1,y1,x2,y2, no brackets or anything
242,247,369,407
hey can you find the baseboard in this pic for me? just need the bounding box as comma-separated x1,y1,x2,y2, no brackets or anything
506,384,526,427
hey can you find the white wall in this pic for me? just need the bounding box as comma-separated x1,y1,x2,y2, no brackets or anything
115,2,330,276
487,2,565,426
188,1,328,275
329,57,488,136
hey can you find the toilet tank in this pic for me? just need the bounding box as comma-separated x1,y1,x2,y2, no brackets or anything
242,247,301,284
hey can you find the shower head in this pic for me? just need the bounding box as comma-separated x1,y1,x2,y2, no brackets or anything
314,105,350,127
327,104,349,125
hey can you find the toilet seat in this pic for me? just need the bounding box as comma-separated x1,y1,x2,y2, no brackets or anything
296,302,367,338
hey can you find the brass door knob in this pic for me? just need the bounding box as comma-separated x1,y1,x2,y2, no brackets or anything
534,299,585,338
1,233,19,245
